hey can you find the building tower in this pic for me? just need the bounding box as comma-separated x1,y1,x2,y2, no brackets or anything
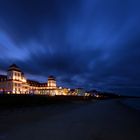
47,75,56,89
47,75,57,96
7,64,22,80
7,64,25,94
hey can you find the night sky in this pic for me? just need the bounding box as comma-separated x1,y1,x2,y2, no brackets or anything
0,0,140,95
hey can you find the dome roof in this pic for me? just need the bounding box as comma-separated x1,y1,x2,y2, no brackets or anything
8,64,22,72
48,75,56,80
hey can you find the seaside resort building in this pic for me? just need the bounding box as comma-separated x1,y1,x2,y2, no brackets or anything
0,64,70,96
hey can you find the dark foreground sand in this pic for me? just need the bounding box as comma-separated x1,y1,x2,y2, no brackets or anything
0,99,140,140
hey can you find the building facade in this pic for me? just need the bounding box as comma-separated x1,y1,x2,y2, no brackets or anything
0,64,90,96
0,64,60,95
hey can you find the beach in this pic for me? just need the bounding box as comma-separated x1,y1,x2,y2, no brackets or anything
0,99,140,140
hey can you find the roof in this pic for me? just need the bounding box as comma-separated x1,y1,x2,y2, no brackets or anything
0,75,7,78
0,75,7,81
9,64,19,68
27,79,40,84
48,75,56,80
8,64,22,72
27,79,47,87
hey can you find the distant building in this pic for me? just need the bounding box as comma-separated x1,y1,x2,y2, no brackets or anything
69,88,87,96
0,64,59,95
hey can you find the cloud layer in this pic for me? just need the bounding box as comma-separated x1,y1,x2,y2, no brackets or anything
0,0,140,95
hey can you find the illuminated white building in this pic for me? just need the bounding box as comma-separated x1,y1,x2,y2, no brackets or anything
0,64,89,96
0,64,59,95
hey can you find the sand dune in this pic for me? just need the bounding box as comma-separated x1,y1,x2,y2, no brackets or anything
0,99,140,140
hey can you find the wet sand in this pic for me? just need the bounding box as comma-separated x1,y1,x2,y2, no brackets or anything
0,99,140,140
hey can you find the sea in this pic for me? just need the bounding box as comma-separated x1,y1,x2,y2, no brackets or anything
122,98,140,111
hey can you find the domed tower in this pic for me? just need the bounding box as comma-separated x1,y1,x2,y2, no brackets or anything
7,64,23,94
47,75,56,89
7,64,22,80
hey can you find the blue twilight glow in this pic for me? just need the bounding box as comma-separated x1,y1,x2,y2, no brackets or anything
0,0,140,95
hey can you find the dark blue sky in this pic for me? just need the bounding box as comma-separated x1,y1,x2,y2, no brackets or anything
0,0,140,95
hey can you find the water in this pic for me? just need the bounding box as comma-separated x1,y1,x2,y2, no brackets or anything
122,98,140,111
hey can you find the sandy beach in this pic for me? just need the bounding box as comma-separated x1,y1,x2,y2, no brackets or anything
0,99,140,140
